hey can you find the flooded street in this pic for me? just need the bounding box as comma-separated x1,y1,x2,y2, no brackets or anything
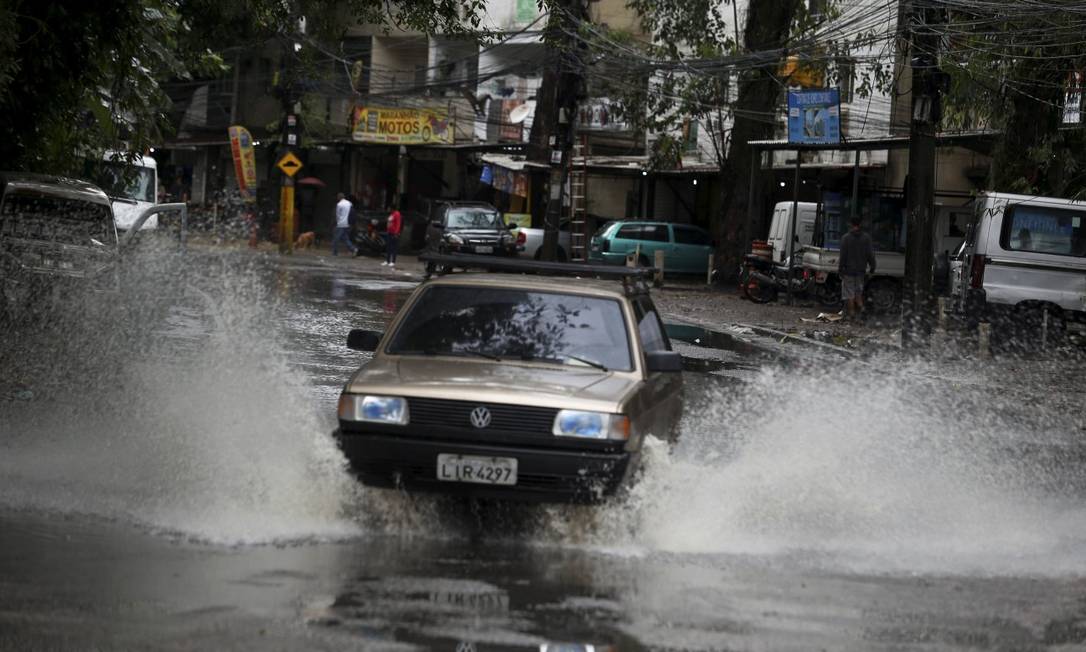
3,249,1086,650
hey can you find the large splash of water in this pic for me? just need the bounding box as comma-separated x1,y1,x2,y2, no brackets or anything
593,359,1086,575
0,250,361,544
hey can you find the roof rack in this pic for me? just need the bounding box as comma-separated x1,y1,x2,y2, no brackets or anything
418,253,657,294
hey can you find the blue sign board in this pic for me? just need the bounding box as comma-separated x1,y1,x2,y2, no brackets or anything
787,89,841,144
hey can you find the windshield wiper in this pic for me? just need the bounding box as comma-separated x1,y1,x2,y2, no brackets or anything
511,351,609,371
562,354,609,371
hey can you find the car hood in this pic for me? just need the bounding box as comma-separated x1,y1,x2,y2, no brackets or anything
445,228,504,238
346,357,640,412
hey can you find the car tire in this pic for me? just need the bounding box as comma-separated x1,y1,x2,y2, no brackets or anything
814,279,842,308
743,274,778,304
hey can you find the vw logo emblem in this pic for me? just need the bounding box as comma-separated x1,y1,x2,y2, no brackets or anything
469,406,492,429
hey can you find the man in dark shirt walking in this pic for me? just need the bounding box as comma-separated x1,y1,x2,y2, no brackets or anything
837,216,877,319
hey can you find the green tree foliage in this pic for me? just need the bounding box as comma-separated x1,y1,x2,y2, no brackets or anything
602,0,809,268
938,4,1086,197
0,0,485,175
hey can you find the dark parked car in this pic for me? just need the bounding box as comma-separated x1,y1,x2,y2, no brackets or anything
0,172,119,326
424,201,519,273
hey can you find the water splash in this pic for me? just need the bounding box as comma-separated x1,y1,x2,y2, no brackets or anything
593,359,1086,575
0,251,361,544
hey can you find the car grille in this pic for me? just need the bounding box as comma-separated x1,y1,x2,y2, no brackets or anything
407,398,557,435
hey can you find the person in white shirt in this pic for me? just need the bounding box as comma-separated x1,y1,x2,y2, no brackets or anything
332,192,357,256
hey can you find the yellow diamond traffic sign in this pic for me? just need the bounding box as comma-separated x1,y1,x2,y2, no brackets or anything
276,151,303,177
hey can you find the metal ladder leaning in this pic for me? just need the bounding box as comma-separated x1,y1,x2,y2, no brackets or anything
568,136,588,261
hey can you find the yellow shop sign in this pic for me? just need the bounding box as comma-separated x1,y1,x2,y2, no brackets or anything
351,107,454,145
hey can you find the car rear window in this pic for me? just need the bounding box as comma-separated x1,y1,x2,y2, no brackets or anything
1000,204,1086,257
0,191,116,247
388,286,633,371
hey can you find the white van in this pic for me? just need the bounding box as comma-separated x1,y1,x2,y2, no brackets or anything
98,152,158,231
766,201,817,264
952,192,1086,337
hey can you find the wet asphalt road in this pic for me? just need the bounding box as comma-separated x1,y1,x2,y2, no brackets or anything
2,248,1086,651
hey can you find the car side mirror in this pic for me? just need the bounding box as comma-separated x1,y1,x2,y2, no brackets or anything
347,329,382,352
645,350,682,373
431,220,443,229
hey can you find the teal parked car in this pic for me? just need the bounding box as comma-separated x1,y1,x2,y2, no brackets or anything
588,220,714,273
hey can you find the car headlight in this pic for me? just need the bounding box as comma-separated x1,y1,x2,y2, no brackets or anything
338,394,409,425
552,410,630,440
445,233,464,245
500,232,514,244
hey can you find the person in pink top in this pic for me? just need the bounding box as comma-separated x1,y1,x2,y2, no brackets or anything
383,208,402,267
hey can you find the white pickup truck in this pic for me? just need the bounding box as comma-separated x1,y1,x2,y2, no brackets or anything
513,221,572,261
802,246,905,311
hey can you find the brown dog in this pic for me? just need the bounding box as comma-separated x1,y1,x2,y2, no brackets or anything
294,231,316,249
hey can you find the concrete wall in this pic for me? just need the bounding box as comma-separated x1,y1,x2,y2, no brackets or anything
587,174,636,219
884,146,988,195
370,36,429,94
428,37,479,95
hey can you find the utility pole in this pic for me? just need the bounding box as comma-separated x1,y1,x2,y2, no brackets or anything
537,0,587,262
278,102,301,254
901,0,943,350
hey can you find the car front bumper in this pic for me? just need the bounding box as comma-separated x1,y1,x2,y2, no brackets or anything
445,243,519,256
333,429,633,504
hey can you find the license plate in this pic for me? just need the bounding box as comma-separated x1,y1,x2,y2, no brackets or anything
474,245,493,254
437,454,517,485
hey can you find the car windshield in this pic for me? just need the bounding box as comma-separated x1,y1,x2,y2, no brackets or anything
447,208,502,229
96,162,156,203
387,286,633,371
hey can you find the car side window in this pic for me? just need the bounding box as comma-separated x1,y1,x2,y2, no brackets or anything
633,297,670,353
1000,204,1085,257
645,225,669,242
616,225,641,240
674,226,710,246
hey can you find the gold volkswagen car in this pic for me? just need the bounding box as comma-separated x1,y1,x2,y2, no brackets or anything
333,255,683,503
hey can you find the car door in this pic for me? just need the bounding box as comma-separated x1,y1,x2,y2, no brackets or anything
639,223,670,267
611,224,647,261
671,225,713,273
629,296,683,442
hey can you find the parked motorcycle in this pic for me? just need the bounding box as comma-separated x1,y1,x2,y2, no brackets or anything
352,217,386,256
739,253,813,303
